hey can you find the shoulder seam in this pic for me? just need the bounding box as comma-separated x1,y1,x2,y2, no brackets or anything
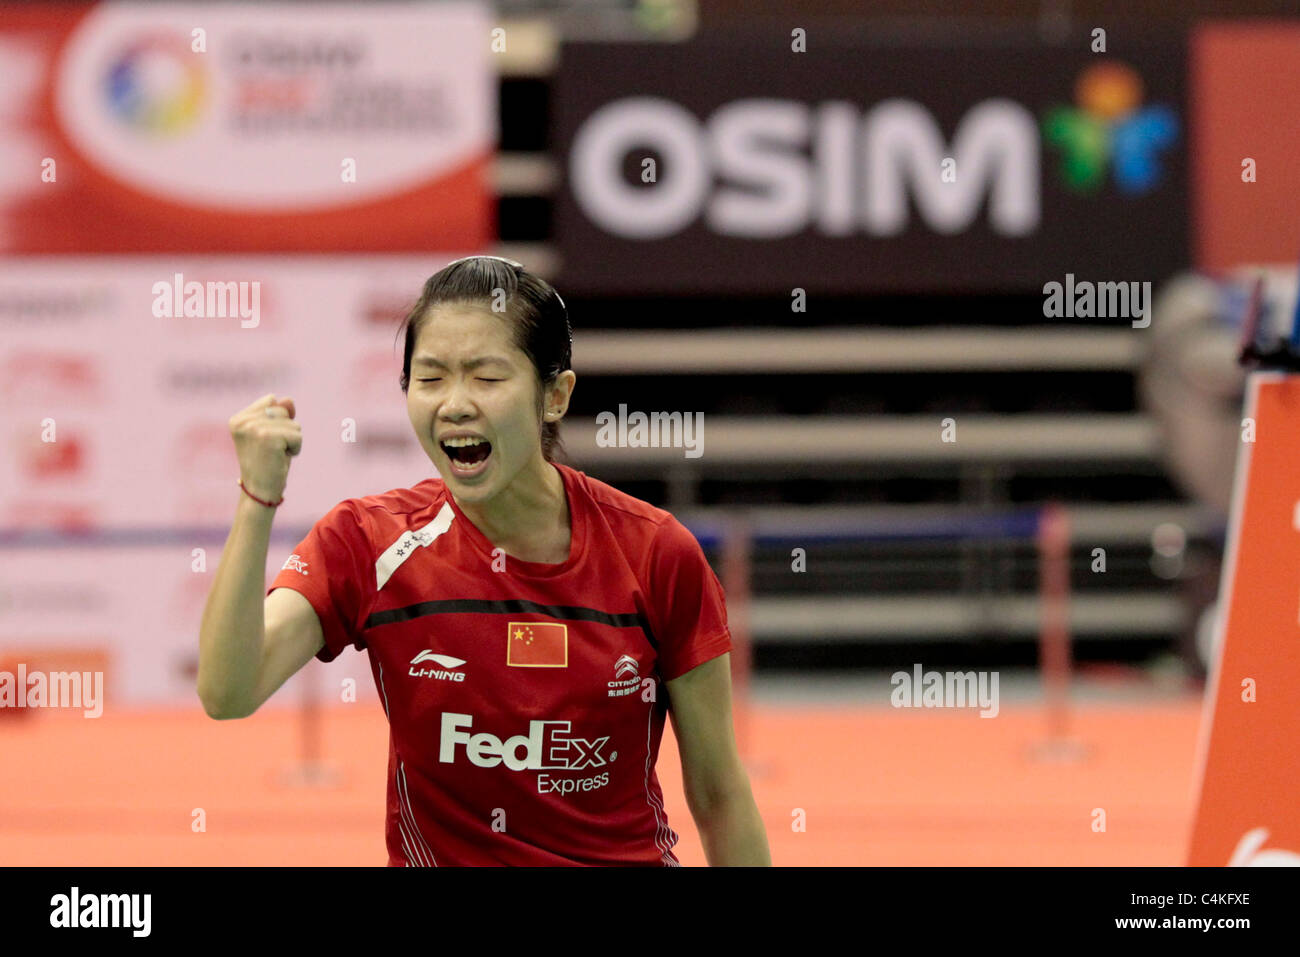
578,479,672,529
595,497,672,530
350,480,445,520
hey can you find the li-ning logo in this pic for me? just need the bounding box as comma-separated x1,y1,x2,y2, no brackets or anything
608,654,641,697
409,650,467,682
281,554,309,575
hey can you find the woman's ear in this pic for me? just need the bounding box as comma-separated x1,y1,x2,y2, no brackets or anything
544,370,576,420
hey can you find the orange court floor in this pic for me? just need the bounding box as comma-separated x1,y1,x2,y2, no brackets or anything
0,698,1203,866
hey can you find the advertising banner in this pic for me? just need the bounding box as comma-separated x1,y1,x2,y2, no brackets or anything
0,2,494,252
554,37,1188,294
0,254,469,706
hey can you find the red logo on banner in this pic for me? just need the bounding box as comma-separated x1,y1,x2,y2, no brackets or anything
24,432,84,478
1,353,99,403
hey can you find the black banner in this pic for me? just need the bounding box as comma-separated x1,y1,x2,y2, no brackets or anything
0,866,1283,943
554,34,1188,295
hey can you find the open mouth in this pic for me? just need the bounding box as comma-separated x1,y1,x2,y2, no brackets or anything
440,437,492,476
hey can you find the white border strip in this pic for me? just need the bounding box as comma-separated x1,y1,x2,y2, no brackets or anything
375,502,454,591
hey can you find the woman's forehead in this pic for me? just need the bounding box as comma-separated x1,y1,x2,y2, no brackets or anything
419,303,512,339
415,304,525,360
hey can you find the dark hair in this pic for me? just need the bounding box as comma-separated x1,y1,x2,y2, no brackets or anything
397,256,573,462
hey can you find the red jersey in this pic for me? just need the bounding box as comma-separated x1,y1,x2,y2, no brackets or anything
266,462,732,866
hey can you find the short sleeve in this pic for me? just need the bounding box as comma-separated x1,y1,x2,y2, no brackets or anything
266,500,375,663
645,516,733,682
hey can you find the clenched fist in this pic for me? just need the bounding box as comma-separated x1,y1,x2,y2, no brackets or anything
229,393,302,503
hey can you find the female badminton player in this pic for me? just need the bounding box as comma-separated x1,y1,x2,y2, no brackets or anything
197,256,770,866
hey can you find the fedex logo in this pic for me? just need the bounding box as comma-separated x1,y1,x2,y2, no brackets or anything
438,712,609,771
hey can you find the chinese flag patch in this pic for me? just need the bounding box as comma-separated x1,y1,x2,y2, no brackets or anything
506,621,568,667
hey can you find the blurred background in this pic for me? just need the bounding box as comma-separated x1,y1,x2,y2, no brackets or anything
2,0,1299,866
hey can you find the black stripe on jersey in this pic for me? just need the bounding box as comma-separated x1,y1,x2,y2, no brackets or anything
364,599,658,649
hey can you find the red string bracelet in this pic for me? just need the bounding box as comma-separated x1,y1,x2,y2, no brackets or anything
238,478,284,508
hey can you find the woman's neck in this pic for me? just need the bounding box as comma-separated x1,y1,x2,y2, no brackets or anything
457,458,570,558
